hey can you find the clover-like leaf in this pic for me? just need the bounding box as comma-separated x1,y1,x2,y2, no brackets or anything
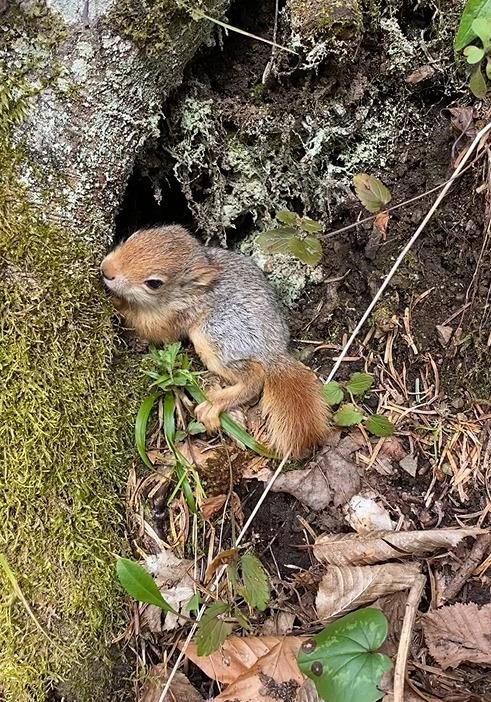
333,404,364,427
276,209,298,225
323,381,344,406
345,372,374,397
464,44,485,62
365,415,395,437
454,0,491,50
288,235,322,266
353,174,392,214
116,558,176,612
240,553,270,612
297,608,392,702
196,601,233,656
469,65,487,97
188,420,206,435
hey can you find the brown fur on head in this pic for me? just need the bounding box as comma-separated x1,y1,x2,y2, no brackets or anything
100,225,219,309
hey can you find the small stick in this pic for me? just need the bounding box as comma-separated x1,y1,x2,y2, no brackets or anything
443,533,491,602
325,119,491,383
393,574,426,702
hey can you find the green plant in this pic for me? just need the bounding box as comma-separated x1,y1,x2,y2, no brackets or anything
324,372,395,437
256,210,323,266
135,343,272,511
116,550,270,656
297,608,392,702
455,1,491,98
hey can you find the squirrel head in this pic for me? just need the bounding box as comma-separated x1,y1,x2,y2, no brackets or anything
100,226,219,308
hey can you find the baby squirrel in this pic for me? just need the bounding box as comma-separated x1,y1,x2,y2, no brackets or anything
101,225,328,458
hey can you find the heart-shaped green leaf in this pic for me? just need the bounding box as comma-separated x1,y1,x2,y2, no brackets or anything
353,174,392,214
323,381,344,406
345,372,374,397
365,414,395,437
464,44,485,62
297,608,392,702
116,558,176,612
333,404,364,427
454,0,491,50
469,65,487,97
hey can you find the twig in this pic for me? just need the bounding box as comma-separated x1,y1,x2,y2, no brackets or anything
393,574,426,702
325,119,491,383
157,453,290,702
443,533,491,602
321,150,485,241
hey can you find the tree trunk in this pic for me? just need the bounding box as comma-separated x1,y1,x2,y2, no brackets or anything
0,1,227,699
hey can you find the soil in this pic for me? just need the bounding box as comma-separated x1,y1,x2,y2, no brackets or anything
111,0,491,700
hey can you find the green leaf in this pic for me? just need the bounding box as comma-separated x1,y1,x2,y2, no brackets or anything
472,16,491,48
185,592,200,615
187,420,206,435
288,235,322,266
116,558,176,613
454,0,491,50
135,392,159,468
365,415,395,437
323,381,344,406
464,44,485,63
486,56,491,77
276,209,298,225
240,553,270,612
256,227,298,256
174,430,187,443
333,404,364,427
346,372,374,397
469,65,487,97
196,601,233,656
297,608,392,702
353,174,392,214
163,391,176,445
301,217,323,233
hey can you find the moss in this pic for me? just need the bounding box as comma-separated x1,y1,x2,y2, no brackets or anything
289,0,363,43
0,11,140,701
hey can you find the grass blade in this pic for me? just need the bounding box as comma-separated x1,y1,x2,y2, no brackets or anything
135,392,159,468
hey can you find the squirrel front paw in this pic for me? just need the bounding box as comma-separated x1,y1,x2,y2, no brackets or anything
195,400,221,432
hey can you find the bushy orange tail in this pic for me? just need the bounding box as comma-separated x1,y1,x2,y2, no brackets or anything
261,356,328,459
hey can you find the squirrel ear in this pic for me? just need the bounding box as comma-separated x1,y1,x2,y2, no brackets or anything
183,264,219,288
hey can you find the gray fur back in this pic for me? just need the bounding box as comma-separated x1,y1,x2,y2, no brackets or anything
202,248,290,365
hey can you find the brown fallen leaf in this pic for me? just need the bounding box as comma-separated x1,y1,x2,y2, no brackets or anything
295,679,321,702
315,563,420,621
183,635,305,686
141,667,204,702
423,602,491,669
374,210,390,237
201,492,243,521
405,64,435,84
373,591,408,658
313,528,485,566
445,106,477,139
144,550,194,631
268,447,361,511
261,611,296,636
213,637,305,702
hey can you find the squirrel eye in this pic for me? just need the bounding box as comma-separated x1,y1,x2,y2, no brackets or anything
144,279,164,290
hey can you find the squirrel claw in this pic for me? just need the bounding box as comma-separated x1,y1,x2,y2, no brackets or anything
195,401,221,432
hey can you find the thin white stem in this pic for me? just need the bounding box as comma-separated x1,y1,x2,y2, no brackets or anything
157,454,290,702
325,120,491,383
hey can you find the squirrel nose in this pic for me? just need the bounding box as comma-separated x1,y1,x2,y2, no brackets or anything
100,263,115,281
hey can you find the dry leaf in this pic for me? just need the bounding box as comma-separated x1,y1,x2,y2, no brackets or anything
353,173,392,213
261,611,296,636
445,106,476,139
344,493,395,533
436,324,454,347
269,447,361,511
405,64,435,84
399,455,418,477
423,602,491,669
374,210,390,237
201,493,242,521
313,528,485,566
295,679,322,702
315,563,420,621
378,436,406,461
213,637,305,702
373,591,408,657
144,550,194,631
140,667,204,702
